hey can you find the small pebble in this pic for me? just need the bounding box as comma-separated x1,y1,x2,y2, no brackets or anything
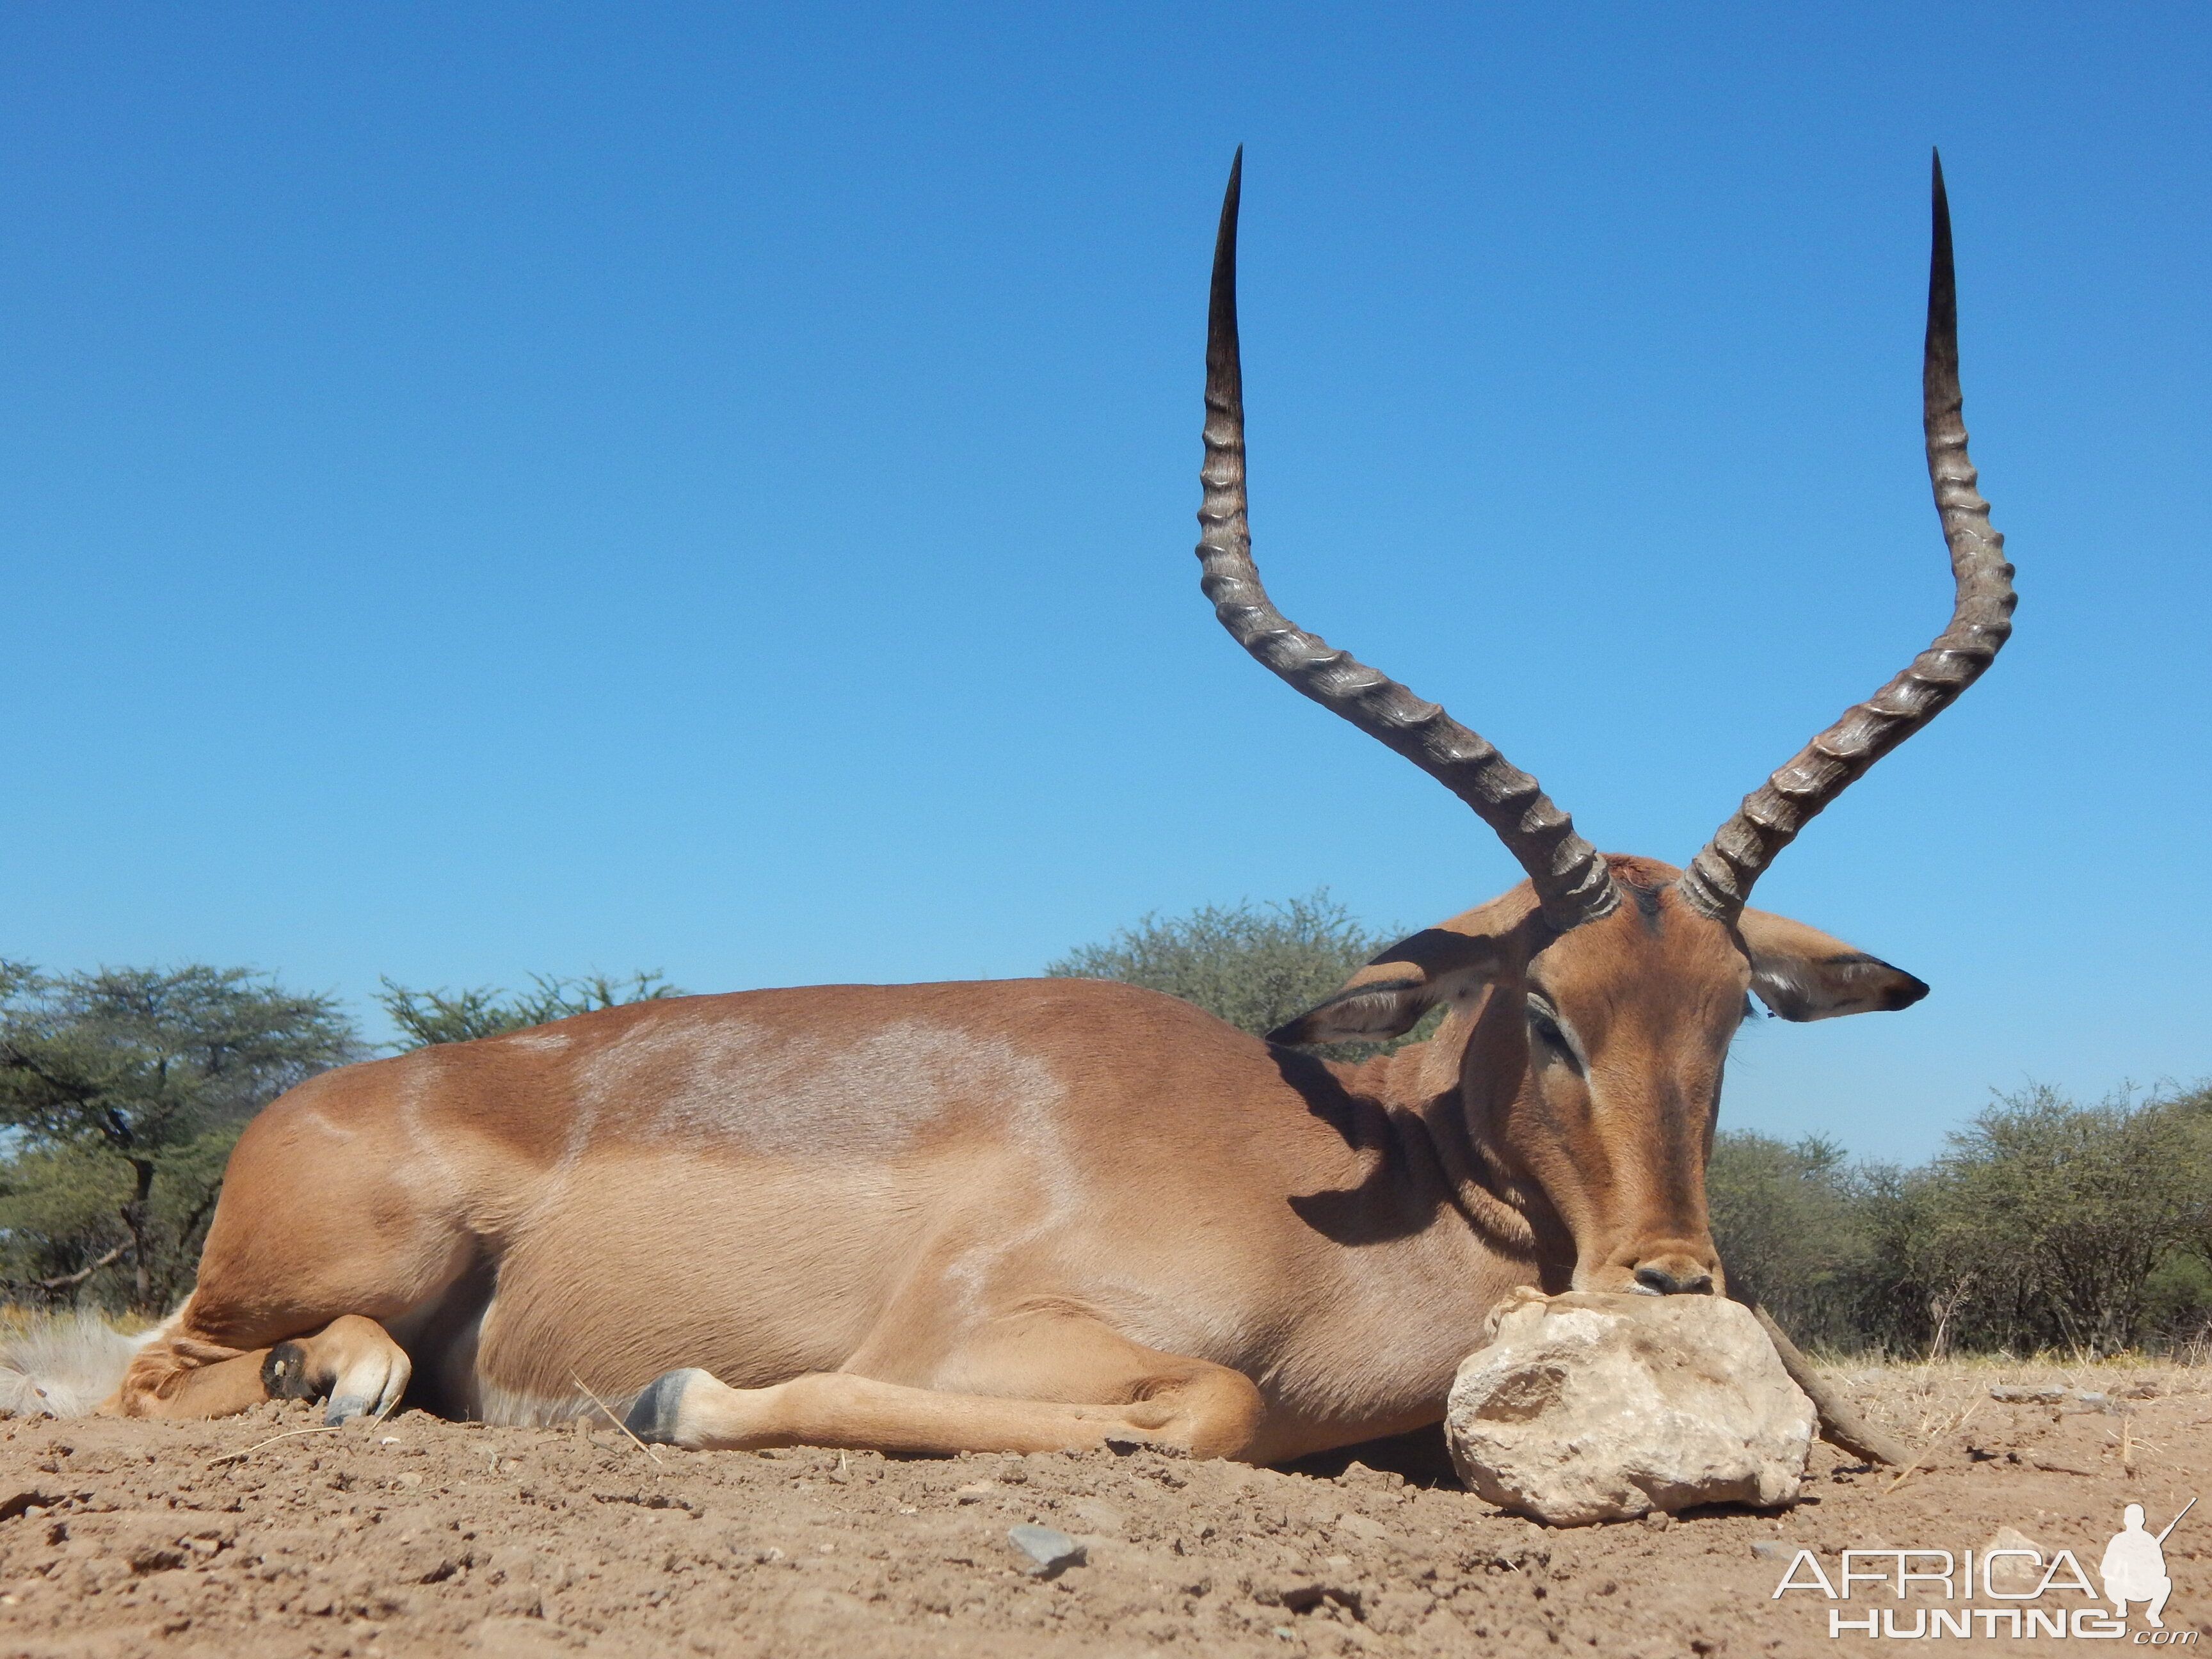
1007,1523,1086,1578
1751,1540,1790,1560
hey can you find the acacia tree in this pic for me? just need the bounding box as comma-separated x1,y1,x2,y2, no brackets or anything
1919,1087,2208,1356
376,970,682,1048
0,961,358,1311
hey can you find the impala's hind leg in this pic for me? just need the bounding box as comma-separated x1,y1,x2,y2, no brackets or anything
625,1313,1266,1461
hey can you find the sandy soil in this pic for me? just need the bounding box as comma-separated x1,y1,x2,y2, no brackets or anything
3,1360,2209,1658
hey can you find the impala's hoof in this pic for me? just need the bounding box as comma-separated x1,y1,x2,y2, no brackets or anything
624,1368,709,1444
325,1395,371,1425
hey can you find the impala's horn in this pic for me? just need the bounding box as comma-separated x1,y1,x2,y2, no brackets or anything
1675,151,2016,924
1195,150,1619,934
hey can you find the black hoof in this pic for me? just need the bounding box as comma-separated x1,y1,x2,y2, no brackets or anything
623,1368,705,1444
262,1343,318,1401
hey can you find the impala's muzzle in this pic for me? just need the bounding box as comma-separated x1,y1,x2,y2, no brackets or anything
1576,1231,1723,1297
1631,1255,1716,1297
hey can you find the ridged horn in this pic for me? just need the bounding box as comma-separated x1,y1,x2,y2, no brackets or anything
1676,151,2016,923
1196,150,1619,933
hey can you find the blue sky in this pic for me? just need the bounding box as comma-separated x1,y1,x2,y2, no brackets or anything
2,3,2204,1161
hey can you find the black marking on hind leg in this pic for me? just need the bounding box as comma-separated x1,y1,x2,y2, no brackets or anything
262,1343,319,1400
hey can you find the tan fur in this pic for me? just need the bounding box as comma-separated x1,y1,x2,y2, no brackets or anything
108,854,1921,1463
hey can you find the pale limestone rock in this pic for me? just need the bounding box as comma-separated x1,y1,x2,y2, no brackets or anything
1444,1290,1816,1526
1981,1527,2051,1596
1006,1523,1085,1577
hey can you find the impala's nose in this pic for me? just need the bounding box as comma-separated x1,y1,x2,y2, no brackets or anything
1633,1261,1715,1296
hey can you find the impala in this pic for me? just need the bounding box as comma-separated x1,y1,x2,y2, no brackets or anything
104,154,2011,1466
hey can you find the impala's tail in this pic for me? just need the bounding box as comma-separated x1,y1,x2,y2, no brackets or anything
0,1310,156,1417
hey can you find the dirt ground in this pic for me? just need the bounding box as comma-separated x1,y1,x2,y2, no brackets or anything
3,1359,2209,1659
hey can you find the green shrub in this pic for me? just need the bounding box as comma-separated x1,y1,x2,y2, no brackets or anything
1045,890,1434,1059
1705,1132,1871,1350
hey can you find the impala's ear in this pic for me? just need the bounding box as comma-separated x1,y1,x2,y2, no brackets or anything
1737,908,1929,1022
1267,926,1506,1046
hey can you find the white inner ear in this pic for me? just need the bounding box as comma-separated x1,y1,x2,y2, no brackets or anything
1297,980,1438,1043
1285,963,1493,1045
1749,950,1914,1022
1748,955,1819,1022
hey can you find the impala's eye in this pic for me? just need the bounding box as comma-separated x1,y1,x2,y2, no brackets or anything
1525,997,1580,1070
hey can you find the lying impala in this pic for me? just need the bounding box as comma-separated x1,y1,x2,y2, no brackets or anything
100,155,2010,1464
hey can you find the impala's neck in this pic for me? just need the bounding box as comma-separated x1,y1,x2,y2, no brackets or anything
1337,982,1570,1288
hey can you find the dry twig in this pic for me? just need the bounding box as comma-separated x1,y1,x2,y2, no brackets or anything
1884,1401,1978,1496
210,1425,340,1464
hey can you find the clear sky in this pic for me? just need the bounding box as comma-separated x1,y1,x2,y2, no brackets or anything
3,3,2205,1162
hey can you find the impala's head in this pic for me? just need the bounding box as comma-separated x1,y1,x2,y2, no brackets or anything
1267,857,1928,1292
1199,151,2012,1296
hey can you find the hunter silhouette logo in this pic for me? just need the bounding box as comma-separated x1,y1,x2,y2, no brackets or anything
1772,1499,2198,1640
2103,1500,2192,1630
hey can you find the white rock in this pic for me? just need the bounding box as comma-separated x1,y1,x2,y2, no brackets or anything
1981,1527,2051,1596
1006,1523,1085,1577
1443,1290,1816,1527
